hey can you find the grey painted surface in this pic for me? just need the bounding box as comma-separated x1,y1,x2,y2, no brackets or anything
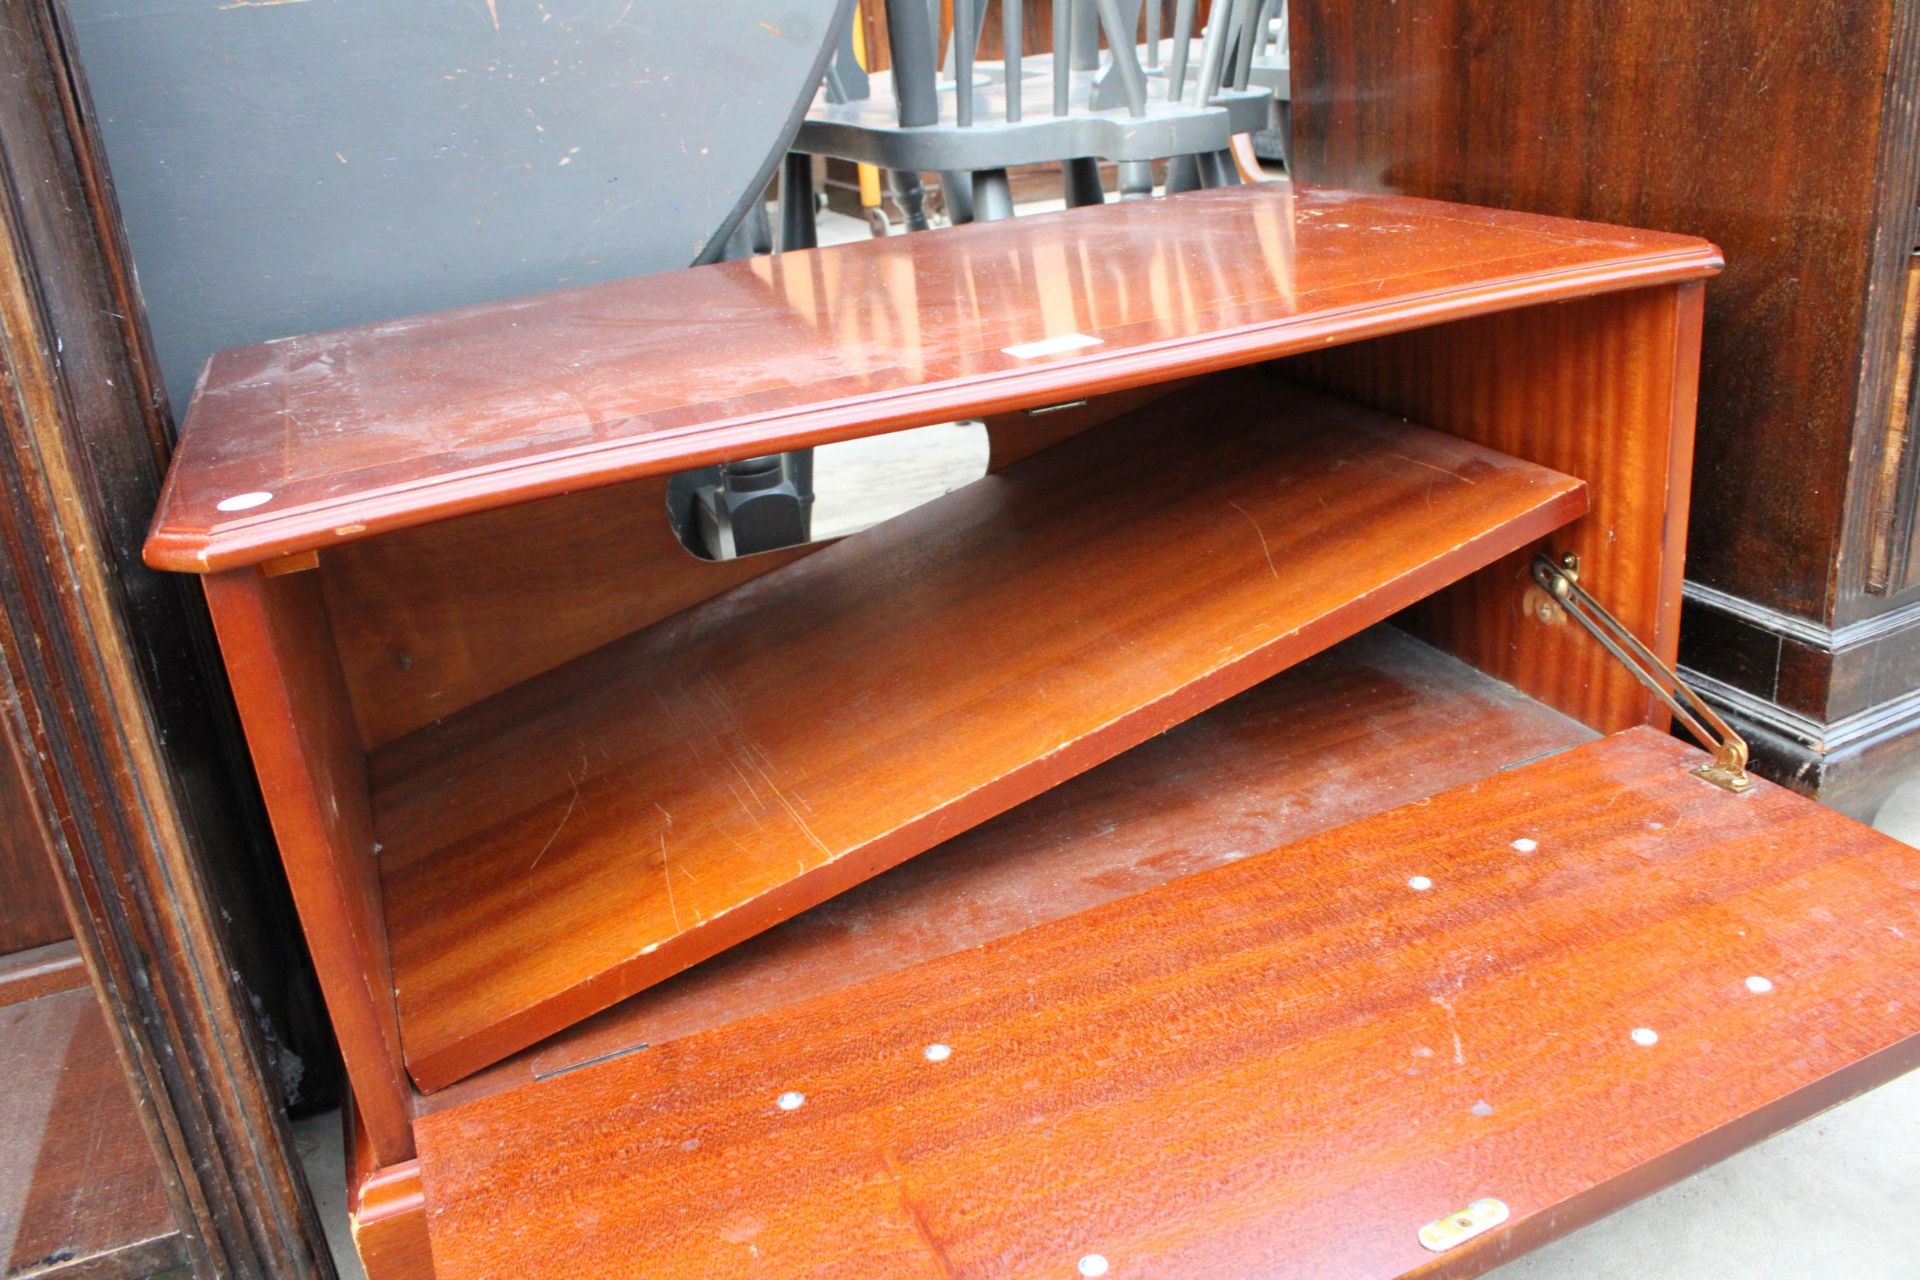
66,0,847,411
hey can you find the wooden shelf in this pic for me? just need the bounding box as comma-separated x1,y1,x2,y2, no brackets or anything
143,184,1717,573
415,728,1920,1279
423,624,1598,1115
375,376,1586,1090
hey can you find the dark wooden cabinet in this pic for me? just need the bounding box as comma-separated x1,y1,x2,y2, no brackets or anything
0,2,343,1275
3,732,182,1280
0,739,70,957
1290,0,1920,819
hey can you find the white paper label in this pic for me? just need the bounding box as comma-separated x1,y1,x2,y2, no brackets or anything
1001,332,1104,359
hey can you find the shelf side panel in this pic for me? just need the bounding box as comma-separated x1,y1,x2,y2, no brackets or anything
375,375,1588,1089
202,569,415,1164
1292,281,1705,733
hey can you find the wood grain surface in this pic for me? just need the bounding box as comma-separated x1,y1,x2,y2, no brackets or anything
423,625,1595,1115
1289,0,1911,627
1,714,71,955
1294,282,1706,733
143,184,1716,573
416,729,1920,1280
374,376,1587,1090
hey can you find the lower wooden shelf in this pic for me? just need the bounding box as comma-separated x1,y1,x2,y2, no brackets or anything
414,728,1920,1280
373,376,1587,1090
424,625,1597,1113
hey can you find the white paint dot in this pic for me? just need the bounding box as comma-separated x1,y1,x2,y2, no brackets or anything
1511,838,1538,853
216,490,274,512
776,1091,805,1111
1631,1027,1659,1047
1470,1099,1494,1117
1407,875,1433,891
1078,1256,1110,1278
1745,975,1774,994
924,1043,952,1062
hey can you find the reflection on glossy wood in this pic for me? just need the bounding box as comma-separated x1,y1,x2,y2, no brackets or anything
375,378,1586,1090
0,943,87,1010
424,625,1595,1113
1292,283,1705,733
416,730,1920,1280
144,185,1716,573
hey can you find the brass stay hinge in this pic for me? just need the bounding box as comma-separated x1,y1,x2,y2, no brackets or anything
1531,552,1752,793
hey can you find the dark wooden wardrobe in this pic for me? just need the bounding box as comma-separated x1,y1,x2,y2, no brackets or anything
1291,0,1920,818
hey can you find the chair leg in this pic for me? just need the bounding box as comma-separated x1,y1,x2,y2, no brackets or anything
1165,153,1203,194
748,196,773,254
1063,157,1106,207
716,214,757,262
941,170,976,224
972,169,1015,221
890,169,932,232
779,152,818,251
1197,148,1242,188
1118,159,1154,200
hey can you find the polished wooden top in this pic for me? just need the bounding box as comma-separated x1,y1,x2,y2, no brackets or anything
416,729,1920,1279
144,184,1718,573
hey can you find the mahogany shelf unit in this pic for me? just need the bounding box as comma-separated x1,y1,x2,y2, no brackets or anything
147,183,1920,1279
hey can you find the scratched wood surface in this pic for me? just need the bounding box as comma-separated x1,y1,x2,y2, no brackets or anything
416,729,1920,1279
142,185,1717,573
373,376,1587,1090
424,625,1596,1113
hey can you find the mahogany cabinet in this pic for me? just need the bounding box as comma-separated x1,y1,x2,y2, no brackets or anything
140,181,1920,1278
1290,0,1920,820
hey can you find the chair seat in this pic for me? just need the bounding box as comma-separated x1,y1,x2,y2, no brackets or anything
795,58,1271,168
1248,59,1291,99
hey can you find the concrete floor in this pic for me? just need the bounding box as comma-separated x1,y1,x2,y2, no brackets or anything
294,193,1920,1277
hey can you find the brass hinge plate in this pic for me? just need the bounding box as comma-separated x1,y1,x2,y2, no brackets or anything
1418,1198,1511,1252
1532,552,1753,793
